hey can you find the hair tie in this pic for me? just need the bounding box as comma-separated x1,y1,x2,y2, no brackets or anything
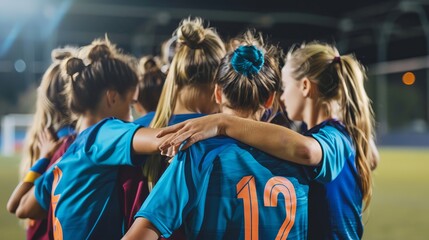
183,41,200,49
332,56,341,64
231,45,264,78
65,57,85,81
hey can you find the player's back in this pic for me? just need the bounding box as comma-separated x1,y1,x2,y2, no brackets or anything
185,137,310,239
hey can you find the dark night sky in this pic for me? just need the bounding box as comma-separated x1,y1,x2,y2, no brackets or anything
0,0,428,127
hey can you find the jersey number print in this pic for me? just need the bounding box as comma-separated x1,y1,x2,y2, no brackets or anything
52,166,63,240
236,176,297,240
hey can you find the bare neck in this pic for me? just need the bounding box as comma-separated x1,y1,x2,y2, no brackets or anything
174,86,218,115
221,105,264,121
78,116,101,133
303,99,338,129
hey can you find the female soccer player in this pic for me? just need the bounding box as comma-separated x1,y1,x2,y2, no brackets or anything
140,17,226,190
7,47,78,240
9,41,171,239
158,41,379,239
133,56,166,126
123,33,310,240
118,17,225,238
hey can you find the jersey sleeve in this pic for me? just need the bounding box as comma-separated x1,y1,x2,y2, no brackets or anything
134,141,216,238
85,119,141,166
133,152,192,238
310,125,353,183
34,167,54,211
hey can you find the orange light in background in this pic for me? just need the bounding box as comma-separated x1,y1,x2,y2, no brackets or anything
402,72,415,85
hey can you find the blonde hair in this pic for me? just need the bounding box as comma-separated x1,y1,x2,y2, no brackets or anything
144,17,225,188
78,35,120,63
20,47,78,178
286,41,375,207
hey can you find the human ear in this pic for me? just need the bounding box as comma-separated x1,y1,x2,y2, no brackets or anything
301,78,312,97
106,90,118,107
214,84,222,104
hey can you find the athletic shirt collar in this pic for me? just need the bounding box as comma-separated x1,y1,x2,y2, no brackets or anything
305,118,347,136
56,125,75,139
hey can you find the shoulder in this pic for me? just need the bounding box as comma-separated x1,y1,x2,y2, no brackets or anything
307,120,352,146
189,136,240,155
178,137,240,170
169,113,207,125
81,118,140,150
89,117,139,133
134,112,155,127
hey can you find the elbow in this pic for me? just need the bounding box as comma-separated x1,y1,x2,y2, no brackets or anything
370,152,380,171
295,141,321,166
369,138,380,171
16,206,46,220
6,200,18,214
6,199,17,214
15,205,30,219
370,147,380,171
15,203,39,219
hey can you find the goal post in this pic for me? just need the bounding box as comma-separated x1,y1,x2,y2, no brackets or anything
1,114,34,156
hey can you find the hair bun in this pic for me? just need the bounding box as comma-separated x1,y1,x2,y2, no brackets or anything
144,58,158,72
231,45,264,77
65,57,85,76
88,44,112,62
52,47,77,62
177,18,205,49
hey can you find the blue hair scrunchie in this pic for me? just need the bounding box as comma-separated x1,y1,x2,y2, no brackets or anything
231,45,264,78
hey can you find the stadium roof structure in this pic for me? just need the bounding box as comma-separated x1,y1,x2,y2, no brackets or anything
1,0,429,67
1,0,429,133
57,0,429,64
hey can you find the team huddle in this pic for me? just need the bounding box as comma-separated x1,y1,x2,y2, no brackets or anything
7,17,379,240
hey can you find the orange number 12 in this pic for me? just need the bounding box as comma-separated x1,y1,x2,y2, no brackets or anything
52,166,64,240
236,176,297,240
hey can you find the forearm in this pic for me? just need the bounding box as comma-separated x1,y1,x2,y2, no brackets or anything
15,188,47,219
7,182,34,214
132,128,165,155
8,157,50,215
122,218,160,240
220,115,322,166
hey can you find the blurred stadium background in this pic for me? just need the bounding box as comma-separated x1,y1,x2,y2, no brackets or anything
0,0,428,239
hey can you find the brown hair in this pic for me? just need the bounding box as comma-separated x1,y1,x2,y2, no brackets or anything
136,56,165,113
63,40,138,114
215,31,281,116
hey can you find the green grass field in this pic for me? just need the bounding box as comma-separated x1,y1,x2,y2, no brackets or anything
1,148,428,239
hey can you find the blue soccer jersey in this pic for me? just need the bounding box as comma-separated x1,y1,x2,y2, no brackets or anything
121,112,206,233
168,113,206,125
135,137,309,240
305,119,363,240
34,118,141,240
134,112,156,127
134,112,206,127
